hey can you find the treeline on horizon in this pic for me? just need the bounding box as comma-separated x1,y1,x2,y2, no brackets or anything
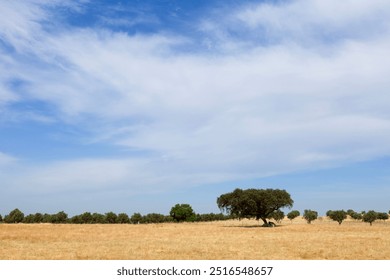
0,207,233,224
0,207,389,225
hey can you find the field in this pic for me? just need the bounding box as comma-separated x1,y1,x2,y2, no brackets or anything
1,217,389,260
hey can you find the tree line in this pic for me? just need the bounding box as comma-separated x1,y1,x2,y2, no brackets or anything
0,204,232,224
1,188,389,226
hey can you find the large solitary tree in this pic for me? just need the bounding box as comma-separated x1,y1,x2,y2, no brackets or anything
217,188,293,226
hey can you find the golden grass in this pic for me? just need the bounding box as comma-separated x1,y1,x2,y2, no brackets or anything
1,217,389,260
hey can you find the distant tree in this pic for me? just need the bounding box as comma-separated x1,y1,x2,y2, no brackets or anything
33,213,44,223
80,212,93,224
217,188,293,227
51,211,68,224
0,214,3,222
144,213,167,223
195,213,231,222
23,214,35,223
328,210,347,225
326,210,334,217
303,209,318,224
346,209,355,216
287,210,300,222
170,204,196,222
350,212,362,221
4,208,24,223
105,212,118,224
42,213,53,223
363,210,378,226
130,213,143,224
70,215,82,224
270,209,285,223
91,213,106,224
117,213,130,224
377,212,389,222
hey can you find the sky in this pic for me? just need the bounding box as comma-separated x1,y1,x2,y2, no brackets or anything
1,0,390,217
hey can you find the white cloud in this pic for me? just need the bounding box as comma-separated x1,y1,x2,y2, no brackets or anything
1,0,390,195
234,0,390,42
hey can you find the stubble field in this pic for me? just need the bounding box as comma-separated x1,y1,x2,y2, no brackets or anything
1,217,389,260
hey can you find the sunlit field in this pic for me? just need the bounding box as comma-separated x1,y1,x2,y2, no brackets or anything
1,217,389,260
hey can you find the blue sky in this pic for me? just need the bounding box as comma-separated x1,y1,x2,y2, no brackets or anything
1,0,390,216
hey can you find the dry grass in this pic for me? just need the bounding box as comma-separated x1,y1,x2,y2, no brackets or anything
1,217,389,260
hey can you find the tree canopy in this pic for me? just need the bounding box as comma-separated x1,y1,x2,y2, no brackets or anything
217,188,293,226
327,210,347,225
4,208,24,223
303,209,318,224
363,210,378,226
287,210,300,222
169,204,195,222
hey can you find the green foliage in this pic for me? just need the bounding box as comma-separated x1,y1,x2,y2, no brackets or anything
326,210,334,217
270,209,285,223
130,213,143,224
217,188,293,226
346,209,355,216
303,209,318,224
51,211,68,224
70,215,82,224
328,210,347,225
377,212,389,221
80,212,93,224
195,213,231,222
117,213,130,224
4,208,25,223
363,210,378,226
23,214,35,223
350,212,362,221
170,204,195,222
42,213,52,223
33,213,44,223
105,212,118,224
91,213,106,224
144,213,170,223
0,214,2,222
287,210,300,222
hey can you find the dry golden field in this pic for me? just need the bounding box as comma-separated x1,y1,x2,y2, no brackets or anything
1,217,389,260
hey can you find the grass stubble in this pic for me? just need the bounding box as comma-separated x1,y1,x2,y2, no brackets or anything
0,217,389,260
